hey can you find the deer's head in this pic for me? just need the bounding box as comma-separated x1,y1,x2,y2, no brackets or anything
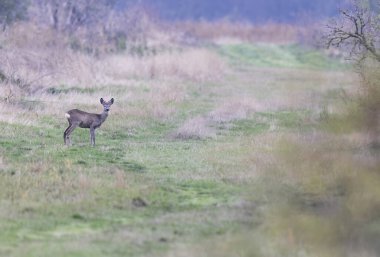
100,98,114,112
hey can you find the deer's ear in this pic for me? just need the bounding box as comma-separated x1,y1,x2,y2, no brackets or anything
110,98,114,104
100,98,104,104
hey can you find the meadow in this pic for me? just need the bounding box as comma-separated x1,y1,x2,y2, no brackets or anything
0,23,379,257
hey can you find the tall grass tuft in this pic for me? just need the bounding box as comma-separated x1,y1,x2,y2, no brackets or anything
173,116,215,140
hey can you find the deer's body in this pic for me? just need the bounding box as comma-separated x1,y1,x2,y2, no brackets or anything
64,98,114,146
65,109,107,129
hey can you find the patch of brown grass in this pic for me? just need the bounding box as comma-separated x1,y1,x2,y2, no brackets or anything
173,98,262,141
176,20,303,44
102,48,226,83
173,116,215,140
208,98,261,123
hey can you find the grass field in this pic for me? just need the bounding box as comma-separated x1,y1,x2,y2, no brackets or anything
0,43,379,257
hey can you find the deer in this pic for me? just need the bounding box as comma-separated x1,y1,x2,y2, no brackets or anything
64,98,114,146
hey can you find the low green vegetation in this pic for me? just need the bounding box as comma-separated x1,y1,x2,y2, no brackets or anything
219,43,347,70
0,43,378,257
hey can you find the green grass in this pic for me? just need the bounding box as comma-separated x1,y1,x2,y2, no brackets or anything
219,43,347,70
0,43,378,257
0,117,251,256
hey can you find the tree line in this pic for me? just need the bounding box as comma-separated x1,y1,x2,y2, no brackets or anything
0,0,117,32
0,0,355,31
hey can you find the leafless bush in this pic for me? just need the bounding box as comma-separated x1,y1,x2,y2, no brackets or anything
326,1,380,62
29,0,114,33
105,5,159,47
324,0,380,146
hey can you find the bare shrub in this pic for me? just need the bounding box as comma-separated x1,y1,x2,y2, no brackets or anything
323,0,380,147
29,0,114,33
326,1,380,63
104,5,160,48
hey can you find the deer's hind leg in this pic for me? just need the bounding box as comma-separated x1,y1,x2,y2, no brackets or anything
64,122,78,146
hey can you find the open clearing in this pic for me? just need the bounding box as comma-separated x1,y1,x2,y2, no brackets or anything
0,43,379,257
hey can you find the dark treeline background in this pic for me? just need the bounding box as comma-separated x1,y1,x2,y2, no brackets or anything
116,0,346,23
3,0,380,33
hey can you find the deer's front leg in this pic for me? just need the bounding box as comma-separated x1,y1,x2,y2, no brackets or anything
90,127,96,146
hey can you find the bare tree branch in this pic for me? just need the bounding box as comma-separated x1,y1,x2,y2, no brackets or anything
30,0,116,34
326,1,380,62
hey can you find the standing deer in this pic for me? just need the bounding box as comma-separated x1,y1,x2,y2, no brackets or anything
64,98,114,146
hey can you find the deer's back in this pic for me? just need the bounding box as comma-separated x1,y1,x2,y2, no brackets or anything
67,109,101,128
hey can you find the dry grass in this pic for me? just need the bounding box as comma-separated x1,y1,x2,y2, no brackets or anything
0,102,37,125
0,24,226,126
176,20,303,44
173,116,215,140
0,22,226,91
102,48,226,83
0,47,100,92
1,16,379,257
173,99,257,140
173,98,262,140
208,98,261,123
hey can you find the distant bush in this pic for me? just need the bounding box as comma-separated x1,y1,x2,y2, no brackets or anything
262,133,380,256
177,20,301,44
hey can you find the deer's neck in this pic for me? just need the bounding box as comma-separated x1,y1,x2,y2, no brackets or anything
100,111,109,123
